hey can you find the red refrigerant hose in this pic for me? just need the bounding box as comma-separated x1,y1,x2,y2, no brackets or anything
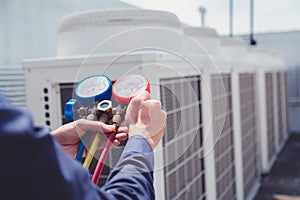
92,130,116,184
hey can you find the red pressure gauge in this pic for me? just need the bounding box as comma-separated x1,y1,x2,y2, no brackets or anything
112,74,150,104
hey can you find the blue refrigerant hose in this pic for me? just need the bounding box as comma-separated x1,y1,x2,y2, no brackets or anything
76,135,87,162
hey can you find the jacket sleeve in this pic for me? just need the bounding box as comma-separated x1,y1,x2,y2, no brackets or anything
101,135,155,200
0,93,155,200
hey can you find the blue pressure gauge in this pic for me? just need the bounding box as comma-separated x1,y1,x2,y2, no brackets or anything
74,75,112,106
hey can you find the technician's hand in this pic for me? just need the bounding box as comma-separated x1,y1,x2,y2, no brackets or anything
51,119,128,158
125,91,166,149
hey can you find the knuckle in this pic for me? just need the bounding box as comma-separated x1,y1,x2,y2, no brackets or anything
97,121,106,130
131,97,140,106
144,91,151,99
97,121,104,126
77,118,85,124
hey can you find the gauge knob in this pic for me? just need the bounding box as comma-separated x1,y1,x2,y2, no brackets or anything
64,99,77,122
74,75,112,106
97,100,113,113
112,74,150,104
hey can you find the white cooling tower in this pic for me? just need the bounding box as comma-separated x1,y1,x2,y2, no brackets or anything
183,27,220,56
57,10,183,56
220,37,247,60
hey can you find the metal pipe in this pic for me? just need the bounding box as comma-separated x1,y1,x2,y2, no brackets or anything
229,0,233,37
199,6,206,27
250,0,256,45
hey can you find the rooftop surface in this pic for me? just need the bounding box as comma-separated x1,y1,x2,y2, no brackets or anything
256,133,300,200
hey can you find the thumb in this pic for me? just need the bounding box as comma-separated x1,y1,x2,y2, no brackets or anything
126,91,151,124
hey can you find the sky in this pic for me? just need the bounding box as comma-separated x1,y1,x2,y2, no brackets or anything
121,0,300,36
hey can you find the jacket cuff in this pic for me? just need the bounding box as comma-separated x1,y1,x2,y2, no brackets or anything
123,135,154,168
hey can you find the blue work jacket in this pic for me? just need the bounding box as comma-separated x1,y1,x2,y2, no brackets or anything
0,93,155,200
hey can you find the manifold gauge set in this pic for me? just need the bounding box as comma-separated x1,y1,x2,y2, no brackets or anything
64,74,150,184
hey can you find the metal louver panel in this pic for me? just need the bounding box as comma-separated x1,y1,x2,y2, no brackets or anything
239,73,260,198
284,72,289,137
211,74,236,200
277,72,284,145
160,76,206,200
265,73,276,162
0,67,26,106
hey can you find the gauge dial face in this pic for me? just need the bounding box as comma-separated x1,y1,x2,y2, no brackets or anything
76,76,110,98
113,75,147,98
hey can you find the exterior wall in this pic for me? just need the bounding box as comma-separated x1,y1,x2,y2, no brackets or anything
0,0,136,64
0,0,136,105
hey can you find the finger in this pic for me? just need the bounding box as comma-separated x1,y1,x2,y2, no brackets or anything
125,97,141,124
139,100,162,124
120,121,128,128
139,105,150,125
142,99,162,108
113,139,120,146
149,107,167,135
149,104,166,125
76,119,115,137
117,126,128,134
135,91,151,102
126,91,151,123
115,132,128,141
82,148,88,158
